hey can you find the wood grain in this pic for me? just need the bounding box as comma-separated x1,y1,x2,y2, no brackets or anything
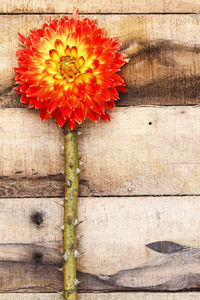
0,294,200,300
0,0,200,13
1,14,200,107
1,107,200,197
0,196,200,291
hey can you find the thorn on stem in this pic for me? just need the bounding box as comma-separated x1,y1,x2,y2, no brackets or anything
74,218,78,226
74,279,81,286
74,219,83,226
65,197,68,201
76,168,80,174
67,179,72,187
63,252,68,261
74,249,80,259
56,225,64,231
61,146,64,150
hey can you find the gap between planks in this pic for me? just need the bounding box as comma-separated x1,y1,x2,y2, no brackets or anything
3,194,200,199
0,12,200,15
0,293,200,299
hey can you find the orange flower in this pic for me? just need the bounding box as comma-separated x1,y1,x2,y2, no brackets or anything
14,10,127,130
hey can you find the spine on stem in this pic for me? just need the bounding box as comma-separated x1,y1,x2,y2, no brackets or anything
63,125,79,300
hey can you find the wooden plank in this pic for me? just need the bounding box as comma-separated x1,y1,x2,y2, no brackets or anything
1,107,200,197
0,0,200,13
1,14,200,107
0,293,200,300
0,196,200,291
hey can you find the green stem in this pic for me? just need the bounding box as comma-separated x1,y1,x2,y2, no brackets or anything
63,125,79,300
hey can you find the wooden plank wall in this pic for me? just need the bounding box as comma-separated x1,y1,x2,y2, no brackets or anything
0,0,200,299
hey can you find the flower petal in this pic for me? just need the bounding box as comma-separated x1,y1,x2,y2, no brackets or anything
54,39,65,55
49,49,60,61
18,32,27,44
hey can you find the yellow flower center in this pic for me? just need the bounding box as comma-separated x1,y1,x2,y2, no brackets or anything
58,55,84,80
59,56,78,78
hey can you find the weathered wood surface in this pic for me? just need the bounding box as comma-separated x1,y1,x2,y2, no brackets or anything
0,294,200,300
1,3,200,298
1,14,200,107
1,107,200,197
1,0,200,13
0,196,200,291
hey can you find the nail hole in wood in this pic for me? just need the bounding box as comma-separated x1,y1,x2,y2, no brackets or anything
58,263,63,269
32,251,43,264
148,122,152,125
31,211,44,227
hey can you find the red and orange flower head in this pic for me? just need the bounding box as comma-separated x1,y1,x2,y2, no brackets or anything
14,10,127,130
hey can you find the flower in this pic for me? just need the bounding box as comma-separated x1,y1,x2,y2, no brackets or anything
14,10,127,130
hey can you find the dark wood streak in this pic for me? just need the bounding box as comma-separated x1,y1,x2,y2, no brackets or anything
0,174,64,197
0,241,199,292
0,90,24,108
104,242,200,291
0,243,63,265
0,84,16,97
0,176,94,197
146,241,189,254
118,40,200,106
121,39,200,58
118,76,200,106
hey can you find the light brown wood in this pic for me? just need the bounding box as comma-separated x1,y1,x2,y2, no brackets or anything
0,293,200,300
1,107,200,197
1,14,200,107
0,0,200,13
0,196,200,291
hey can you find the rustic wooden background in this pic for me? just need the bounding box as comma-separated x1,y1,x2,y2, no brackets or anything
0,0,200,299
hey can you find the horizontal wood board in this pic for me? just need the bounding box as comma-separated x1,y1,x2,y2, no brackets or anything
1,2,200,297
1,0,200,13
0,293,200,300
1,14,200,107
1,107,200,197
0,196,199,291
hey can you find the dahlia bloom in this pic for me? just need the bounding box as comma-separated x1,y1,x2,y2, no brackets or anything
14,10,127,130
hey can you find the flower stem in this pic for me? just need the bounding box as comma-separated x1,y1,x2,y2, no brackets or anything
63,125,79,300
